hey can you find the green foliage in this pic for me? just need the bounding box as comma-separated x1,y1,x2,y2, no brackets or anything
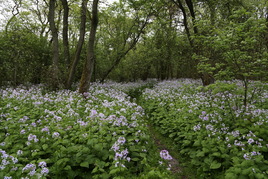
0,83,172,178
140,79,268,178
0,30,50,86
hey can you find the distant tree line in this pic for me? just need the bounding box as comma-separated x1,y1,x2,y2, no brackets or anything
0,0,267,92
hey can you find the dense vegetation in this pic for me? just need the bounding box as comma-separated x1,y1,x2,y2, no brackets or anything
140,79,268,178
0,82,173,178
1,80,268,178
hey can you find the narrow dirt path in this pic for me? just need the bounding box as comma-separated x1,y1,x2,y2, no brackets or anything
147,124,190,179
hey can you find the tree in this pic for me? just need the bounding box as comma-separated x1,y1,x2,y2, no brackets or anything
60,0,70,66
66,0,88,89
79,0,99,94
97,0,155,82
0,29,50,86
48,0,60,89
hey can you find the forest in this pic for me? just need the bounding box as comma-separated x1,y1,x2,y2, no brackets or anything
0,0,268,178
0,0,266,89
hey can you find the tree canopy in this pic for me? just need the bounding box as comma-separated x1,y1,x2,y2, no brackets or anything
0,0,267,90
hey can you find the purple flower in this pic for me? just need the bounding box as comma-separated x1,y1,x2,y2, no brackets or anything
41,167,49,175
117,137,126,144
90,109,98,116
38,161,47,168
111,143,120,152
41,126,49,132
28,134,38,143
22,163,36,172
29,170,36,176
203,116,209,121
243,153,251,160
52,132,60,138
248,138,254,144
10,156,18,164
4,176,12,179
160,150,173,160
193,124,201,131
20,129,26,134
2,159,10,166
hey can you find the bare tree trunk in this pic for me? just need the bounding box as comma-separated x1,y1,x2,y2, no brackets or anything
66,0,88,89
61,0,70,66
48,0,60,89
5,0,21,33
79,0,99,94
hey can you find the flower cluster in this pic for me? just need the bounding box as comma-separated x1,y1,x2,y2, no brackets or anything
160,150,173,160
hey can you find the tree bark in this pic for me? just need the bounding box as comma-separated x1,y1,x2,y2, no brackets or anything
61,0,70,66
185,0,198,34
79,0,99,94
48,0,60,89
66,0,88,89
171,0,193,47
265,8,268,50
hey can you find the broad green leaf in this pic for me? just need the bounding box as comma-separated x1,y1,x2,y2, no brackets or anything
210,161,221,169
80,161,89,168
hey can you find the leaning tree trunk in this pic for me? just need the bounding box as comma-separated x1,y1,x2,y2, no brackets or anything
79,0,99,94
100,16,150,83
48,0,60,89
66,0,88,89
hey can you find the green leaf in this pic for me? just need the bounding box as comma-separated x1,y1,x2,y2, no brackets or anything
131,158,140,161
225,172,237,178
42,144,48,150
210,161,221,169
80,161,89,168
109,168,120,175
64,165,72,170
196,151,205,157
92,167,99,174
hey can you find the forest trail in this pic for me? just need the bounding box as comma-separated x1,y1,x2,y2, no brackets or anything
147,124,190,179
129,85,191,178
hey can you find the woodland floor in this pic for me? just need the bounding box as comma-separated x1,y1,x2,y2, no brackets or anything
147,123,192,179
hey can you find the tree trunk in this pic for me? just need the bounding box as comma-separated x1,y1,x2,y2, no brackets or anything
79,0,99,94
48,0,60,89
61,0,70,66
184,0,215,86
185,0,198,34
171,0,193,47
265,9,268,50
66,0,88,89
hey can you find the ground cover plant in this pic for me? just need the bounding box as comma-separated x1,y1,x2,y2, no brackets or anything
0,83,172,179
140,79,268,178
